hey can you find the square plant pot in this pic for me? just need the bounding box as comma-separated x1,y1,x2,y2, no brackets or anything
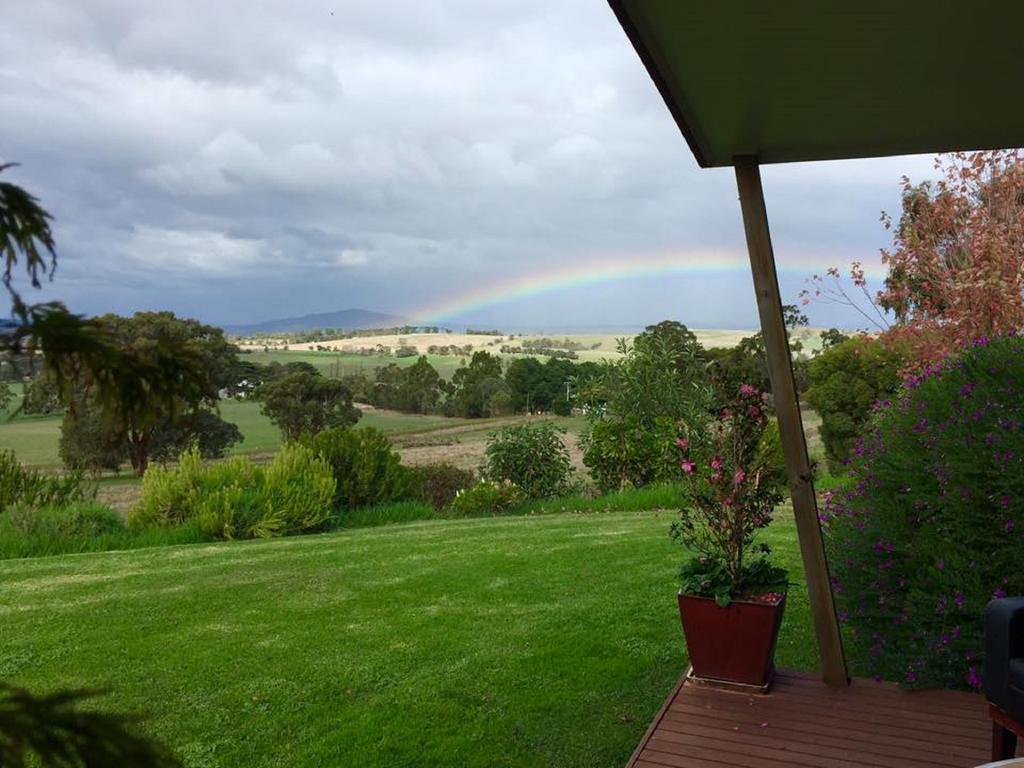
678,591,786,688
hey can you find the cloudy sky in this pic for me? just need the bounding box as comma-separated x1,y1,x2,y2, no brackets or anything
2,1,940,331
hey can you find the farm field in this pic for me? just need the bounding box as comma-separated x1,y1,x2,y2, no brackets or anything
0,397,493,470
0,508,816,768
240,328,826,371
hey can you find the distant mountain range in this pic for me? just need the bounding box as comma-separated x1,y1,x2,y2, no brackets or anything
225,308,409,335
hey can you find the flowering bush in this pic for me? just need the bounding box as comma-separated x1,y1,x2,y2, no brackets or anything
445,480,525,518
824,335,1024,688
671,385,786,605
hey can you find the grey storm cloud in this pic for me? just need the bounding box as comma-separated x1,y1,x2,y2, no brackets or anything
1,0,939,329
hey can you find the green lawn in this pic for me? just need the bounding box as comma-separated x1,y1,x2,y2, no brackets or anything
0,509,816,768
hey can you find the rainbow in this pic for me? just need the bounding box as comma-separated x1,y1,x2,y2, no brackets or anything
409,249,885,322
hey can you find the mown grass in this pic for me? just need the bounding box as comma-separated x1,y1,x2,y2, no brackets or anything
0,509,817,768
337,484,687,530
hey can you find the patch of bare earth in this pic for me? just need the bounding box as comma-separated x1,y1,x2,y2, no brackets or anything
394,426,586,473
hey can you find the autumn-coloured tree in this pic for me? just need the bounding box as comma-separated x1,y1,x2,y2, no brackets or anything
804,150,1024,367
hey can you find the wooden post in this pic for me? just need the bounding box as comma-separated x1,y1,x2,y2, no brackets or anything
734,157,849,687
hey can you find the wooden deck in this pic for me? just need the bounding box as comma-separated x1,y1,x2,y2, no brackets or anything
627,669,1019,768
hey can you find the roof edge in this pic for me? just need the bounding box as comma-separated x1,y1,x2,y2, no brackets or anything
607,0,713,168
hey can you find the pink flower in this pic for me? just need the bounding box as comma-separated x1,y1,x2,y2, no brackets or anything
710,456,722,470
675,437,689,450
733,469,746,485
739,383,757,397
680,460,695,474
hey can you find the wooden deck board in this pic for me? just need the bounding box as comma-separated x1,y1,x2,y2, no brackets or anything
627,670,1020,768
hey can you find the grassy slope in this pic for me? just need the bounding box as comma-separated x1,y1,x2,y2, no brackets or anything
0,399,484,468
0,510,815,768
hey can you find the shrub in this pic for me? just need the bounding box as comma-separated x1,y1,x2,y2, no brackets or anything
805,336,903,471
409,463,476,510
301,427,411,511
5,501,124,539
0,450,92,513
824,335,1024,689
446,481,525,518
483,422,572,499
579,327,711,491
131,444,335,539
581,416,679,493
671,385,786,605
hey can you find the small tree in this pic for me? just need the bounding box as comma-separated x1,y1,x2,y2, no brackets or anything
0,382,12,414
580,324,710,490
255,371,360,440
804,336,904,470
483,422,573,499
804,150,1024,368
21,374,62,415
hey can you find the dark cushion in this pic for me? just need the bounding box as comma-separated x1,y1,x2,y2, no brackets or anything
987,598,1024,723
1010,658,1024,722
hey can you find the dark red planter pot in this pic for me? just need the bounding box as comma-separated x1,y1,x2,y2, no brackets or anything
677,591,786,688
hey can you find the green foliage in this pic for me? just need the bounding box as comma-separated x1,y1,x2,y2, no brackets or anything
58,409,126,473
0,381,13,413
409,463,476,510
582,416,681,493
805,336,903,470
147,409,242,465
132,445,334,539
0,683,181,768
21,374,62,415
255,371,360,440
487,390,514,416
300,427,410,511
671,385,786,604
581,322,711,492
446,481,525,518
705,305,810,404
449,351,506,417
483,422,573,499
0,450,91,513
369,357,444,414
678,557,787,608
0,516,206,561
3,501,124,542
504,357,578,414
825,335,1024,689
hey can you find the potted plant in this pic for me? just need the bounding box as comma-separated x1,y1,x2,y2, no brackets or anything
671,383,788,688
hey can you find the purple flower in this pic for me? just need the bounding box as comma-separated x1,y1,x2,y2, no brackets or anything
966,666,982,689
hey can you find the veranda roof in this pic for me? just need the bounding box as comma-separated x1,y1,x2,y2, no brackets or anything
609,0,1024,167
608,0,1024,688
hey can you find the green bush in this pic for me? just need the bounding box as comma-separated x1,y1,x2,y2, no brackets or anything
131,445,335,539
446,481,525,518
0,450,92,513
483,421,573,499
301,427,411,511
4,501,124,539
581,415,679,493
805,336,903,471
824,335,1024,689
409,463,476,510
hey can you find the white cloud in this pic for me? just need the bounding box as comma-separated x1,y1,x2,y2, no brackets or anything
0,0,939,327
